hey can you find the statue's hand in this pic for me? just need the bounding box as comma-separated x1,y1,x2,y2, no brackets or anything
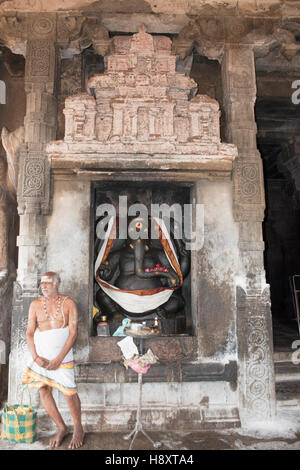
166,272,180,288
99,264,112,280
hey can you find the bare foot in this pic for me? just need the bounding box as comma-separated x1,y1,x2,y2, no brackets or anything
68,425,84,449
50,425,69,448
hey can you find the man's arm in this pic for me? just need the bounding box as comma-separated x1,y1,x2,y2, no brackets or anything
46,298,79,370
26,301,49,368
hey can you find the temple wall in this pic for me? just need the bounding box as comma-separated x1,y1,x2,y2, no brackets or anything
46,179,91,361
193,179,239,360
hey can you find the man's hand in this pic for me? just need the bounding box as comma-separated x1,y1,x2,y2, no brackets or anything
46,357,63,370
35,356,50,368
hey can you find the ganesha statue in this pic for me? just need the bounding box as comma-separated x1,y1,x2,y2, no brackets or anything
94,213,190,323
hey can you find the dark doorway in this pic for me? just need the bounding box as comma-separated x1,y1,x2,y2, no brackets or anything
256,98,300,352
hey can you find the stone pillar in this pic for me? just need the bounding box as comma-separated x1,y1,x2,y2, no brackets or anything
17,38,56,288
221,45,276,423
9,34,57,402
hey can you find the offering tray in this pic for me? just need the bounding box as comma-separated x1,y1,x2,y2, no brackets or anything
124,326,160,337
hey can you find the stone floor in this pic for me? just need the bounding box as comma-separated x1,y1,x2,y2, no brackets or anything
1,408,300,451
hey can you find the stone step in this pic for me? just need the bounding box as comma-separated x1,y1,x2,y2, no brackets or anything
274,350,295,363
274,353,300,407
276,381,300,407
275,360,300,382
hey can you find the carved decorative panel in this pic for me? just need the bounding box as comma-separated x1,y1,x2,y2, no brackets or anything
236,286,276,420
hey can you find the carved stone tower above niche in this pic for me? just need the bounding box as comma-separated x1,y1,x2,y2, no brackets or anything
48,25,236,163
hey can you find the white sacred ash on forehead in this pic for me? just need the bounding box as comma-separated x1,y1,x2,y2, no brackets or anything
41,276,55,282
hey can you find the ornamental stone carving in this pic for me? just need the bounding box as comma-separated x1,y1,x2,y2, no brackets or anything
233,158,265,220
22,158,45,197
64,94,96,141
29,14,56,40
48,25,236,163
236,286,276,421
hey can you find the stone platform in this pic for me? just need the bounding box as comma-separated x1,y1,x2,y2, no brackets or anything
2,407,300,451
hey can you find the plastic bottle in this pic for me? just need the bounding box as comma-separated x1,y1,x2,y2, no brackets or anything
97,315,110,336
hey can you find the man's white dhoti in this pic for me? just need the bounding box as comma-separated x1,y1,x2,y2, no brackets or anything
22,327,77,396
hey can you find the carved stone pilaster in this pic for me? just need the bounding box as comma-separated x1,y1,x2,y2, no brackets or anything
8,281,40,407
221,45,266,221
25,39,57,94
221,44,275,422
16,34,58,290
221,46,258,157
236,286,276,422
17,150,51,216
18,37,57,217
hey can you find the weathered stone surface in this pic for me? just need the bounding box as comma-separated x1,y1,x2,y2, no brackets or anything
0,15,27,55
37,401,240,432
0,0,287,17
191,180,239,359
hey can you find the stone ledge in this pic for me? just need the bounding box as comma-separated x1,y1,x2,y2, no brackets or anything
76,359,237,384
88,335,197,362
49,151,235,173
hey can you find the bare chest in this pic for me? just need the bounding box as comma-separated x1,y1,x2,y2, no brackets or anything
36,297,69,330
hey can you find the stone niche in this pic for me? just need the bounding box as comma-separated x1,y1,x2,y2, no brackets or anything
46,26,240,430
92,181,192,336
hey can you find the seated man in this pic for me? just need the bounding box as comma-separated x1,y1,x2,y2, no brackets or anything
22,271,84,449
